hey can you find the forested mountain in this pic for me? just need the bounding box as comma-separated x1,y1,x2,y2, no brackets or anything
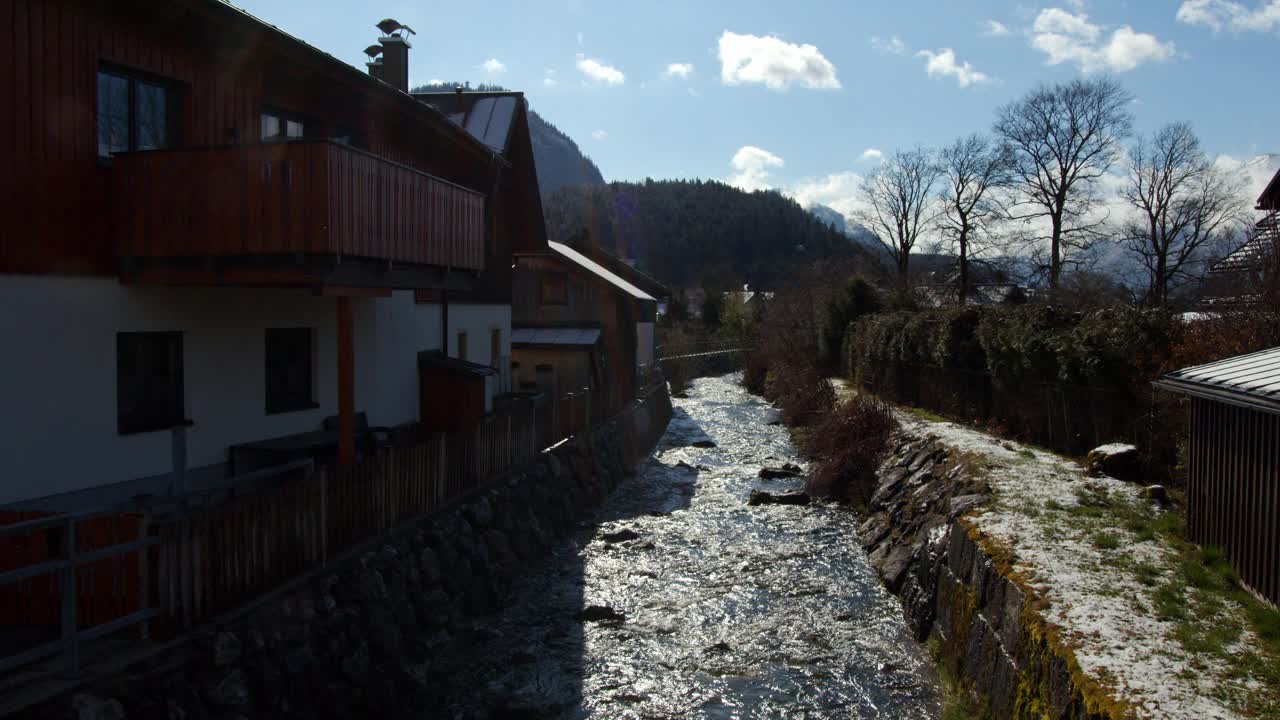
410,82,604,194
543,180,869,289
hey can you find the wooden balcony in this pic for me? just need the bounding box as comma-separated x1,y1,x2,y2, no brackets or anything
112,141,485,289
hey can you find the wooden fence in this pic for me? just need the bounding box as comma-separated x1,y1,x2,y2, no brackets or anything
149,386,668,627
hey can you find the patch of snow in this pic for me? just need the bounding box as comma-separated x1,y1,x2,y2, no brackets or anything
1089,442,1138,455
899,414,1250,720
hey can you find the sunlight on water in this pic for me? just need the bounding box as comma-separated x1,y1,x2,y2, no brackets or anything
425,374,941,719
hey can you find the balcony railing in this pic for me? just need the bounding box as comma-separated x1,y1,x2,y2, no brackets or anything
112,141,485,272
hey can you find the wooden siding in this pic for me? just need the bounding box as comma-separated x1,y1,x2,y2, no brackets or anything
113,141,484,270
1187,397,1280,606
0,0,492,277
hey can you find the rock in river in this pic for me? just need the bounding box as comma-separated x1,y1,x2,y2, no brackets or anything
748,490,811,506
758,463,803,479
602,528,640,543
576,605,625,622
691,439,717,448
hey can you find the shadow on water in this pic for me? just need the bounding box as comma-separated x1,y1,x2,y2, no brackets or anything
420,375,942,719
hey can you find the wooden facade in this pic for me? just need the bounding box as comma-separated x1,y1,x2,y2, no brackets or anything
0,0,497,281
513,251,648,413
1186,397,1279,606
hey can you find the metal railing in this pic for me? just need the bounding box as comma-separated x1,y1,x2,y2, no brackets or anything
0,506,159,676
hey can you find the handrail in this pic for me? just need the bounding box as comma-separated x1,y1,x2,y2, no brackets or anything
0,458,314,677
112,139,486,198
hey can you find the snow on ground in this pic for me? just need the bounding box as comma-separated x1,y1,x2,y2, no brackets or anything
897,413,1251,720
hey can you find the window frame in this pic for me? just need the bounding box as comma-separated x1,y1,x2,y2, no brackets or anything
97,64,177,159
264,327,318,415
116,331,187,436
260,108,308,142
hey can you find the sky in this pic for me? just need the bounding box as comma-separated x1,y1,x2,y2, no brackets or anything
232,0,1280,217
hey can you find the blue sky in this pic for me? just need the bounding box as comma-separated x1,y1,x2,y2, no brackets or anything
235,0,1278,209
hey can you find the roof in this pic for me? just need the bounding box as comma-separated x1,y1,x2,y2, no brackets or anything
212,2,501,164
1212,212,1278,273
546,242,657,304
417,351,496,377
1154,346,1280,415
414,91,521,153
511,327,602,348
1259,167,1280,211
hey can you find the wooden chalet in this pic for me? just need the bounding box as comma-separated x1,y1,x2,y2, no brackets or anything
512,242,660,416
1156,348,1280,606
0,0,521,508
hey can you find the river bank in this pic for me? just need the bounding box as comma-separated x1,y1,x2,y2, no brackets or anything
812,377,1280,719
418,373,942,718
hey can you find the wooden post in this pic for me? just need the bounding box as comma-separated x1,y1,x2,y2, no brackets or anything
337,296,355,467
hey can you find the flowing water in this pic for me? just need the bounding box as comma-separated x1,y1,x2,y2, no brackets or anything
427,374,942,719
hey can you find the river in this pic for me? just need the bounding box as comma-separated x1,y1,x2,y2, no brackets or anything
425,374,942,719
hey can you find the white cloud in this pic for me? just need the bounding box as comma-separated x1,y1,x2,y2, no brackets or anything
870,34,907,54
718,31,841,90
592,129,608,141
916,48,993,87
860,148,884,163
786,172,869,222
543,69,558,87
576,54,625,85
1030,8,1175,73
576,32,584,46
1177,0,1280,32
480,58,506,74
727,146,784,191
427,78,443,86
665,62,694,78
981,20,1011,37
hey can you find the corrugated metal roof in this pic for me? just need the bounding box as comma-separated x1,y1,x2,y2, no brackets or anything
1156,346,1280,414
511,327,602,347
548,242,656,303
414,92,519,153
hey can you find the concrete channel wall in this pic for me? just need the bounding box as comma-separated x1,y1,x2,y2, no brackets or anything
860,433,1120,719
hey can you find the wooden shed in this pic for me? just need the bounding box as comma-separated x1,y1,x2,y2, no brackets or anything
418,351,497,433
1156,347,1280,606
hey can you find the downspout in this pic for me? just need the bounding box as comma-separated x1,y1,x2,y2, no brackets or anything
442,290,449,356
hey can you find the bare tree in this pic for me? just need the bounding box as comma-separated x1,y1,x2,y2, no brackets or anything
854,147,942,287
994,77,1133,290
1120,122,1247,306
937,134,1011,304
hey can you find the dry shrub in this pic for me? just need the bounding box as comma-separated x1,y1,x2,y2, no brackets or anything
765,361,836,427
803,395,898,506
742,350,769,395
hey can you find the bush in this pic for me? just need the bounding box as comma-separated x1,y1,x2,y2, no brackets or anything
765,361,836,427
803,395,898,506
742,350,769,395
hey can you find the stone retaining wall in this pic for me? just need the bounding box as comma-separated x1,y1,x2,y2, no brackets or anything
860,433,1117,719
34,388,673,720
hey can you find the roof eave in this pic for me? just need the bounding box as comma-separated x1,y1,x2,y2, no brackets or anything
1152,377,1280,416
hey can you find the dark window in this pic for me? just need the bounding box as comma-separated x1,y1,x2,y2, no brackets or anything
490,329,501,369
261,110,305,141
117,332,185,435
97,69,172,157
541,273,568,306
265,328,315,414
457,331,468,362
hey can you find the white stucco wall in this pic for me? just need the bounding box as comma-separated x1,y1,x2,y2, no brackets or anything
0,278,462,506
422,302,512,412
636,321,655,370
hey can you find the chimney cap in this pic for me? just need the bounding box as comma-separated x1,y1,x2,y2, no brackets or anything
376,18,416,36
363,44,383,59
455,86,464,95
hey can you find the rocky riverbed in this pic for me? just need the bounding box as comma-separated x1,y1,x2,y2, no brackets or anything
423,374,942,718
